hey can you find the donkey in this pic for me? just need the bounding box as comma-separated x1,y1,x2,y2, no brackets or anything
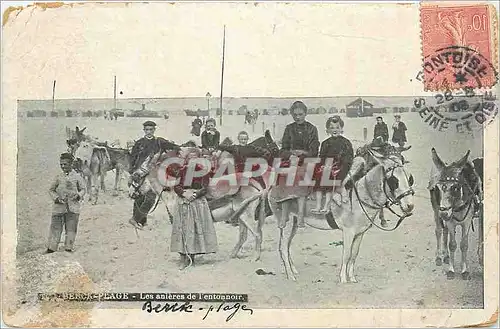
429,148,483,280
268,150,415,282
73,140,112,204
354,138,412,227
67,126,131,204
129,150,270,261
207,131,279,258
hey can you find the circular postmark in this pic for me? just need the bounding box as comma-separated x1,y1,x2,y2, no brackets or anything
421,45,498,91
413,45,499,133
413,87,498,133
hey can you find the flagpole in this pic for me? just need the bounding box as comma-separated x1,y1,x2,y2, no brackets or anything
52,80,56,112
219,25,226,126
113,75,117,109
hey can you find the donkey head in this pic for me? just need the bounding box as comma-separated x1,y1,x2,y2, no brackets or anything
128,153,157,199
431,148,470,220
75,126,87,140
73,140,95,170
66,126,88,155
370,149,415,214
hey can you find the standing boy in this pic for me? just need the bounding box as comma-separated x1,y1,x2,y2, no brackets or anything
46,153,86,253
373,116,389,142
391,114,408,147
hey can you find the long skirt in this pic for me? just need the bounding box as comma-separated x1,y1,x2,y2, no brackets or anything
170,193,218,255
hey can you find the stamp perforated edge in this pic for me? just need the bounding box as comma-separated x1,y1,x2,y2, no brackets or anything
418,2,500,92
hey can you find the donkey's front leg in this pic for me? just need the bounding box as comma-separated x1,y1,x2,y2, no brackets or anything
434,216,443,266
379,209,387,228
442,224,450,264
90,181,98,204
230,221,248,259
278,227,296,281
86,176,92,202
340,229,355,283
100,173,106,192
460,222,471,280
446,223,457,279
477,215,484,267
113,168,120,196
347,232,365,283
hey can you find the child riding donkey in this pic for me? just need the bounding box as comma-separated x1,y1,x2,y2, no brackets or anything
312,116,354,214
273,101,320,228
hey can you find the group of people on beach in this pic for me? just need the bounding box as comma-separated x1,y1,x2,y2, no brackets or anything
372,115,408,147
45,100,410,270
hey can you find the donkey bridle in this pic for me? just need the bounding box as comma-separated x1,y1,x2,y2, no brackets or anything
353,162,414,232
130,164,171,221
436,175,479,224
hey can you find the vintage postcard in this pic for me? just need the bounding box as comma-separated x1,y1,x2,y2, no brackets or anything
1,1,499,327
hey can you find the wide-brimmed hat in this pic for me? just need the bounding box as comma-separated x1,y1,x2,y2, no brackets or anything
394,114,401,118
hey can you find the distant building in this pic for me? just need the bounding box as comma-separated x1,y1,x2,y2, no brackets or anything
345,98,386,117
110,109,125,117
346,98,374,117
128,110,161,118
184,109,209,117
27,110,47,117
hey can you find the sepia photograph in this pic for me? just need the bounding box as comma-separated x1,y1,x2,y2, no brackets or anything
2,1,499,327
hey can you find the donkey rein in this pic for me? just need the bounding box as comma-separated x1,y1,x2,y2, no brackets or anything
353,179,409,232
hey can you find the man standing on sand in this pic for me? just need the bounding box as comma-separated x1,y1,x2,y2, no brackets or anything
391,114,408,147
373,116,389,142
128,120,180,229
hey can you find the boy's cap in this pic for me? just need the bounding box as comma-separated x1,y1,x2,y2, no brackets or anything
143,121,157,127
394,114,401,118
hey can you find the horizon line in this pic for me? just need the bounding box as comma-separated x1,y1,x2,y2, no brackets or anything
17,95,431,102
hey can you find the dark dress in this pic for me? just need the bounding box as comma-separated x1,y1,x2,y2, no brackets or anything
280,121,320,164
374,122,389,142
201,130,220,150
191,118,202,137
314,136,354,192
392,122,407,145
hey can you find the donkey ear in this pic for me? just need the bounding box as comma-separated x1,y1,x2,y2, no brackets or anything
431,148,445,171
400,145,412,152
455,150,471,168
370,149,384,160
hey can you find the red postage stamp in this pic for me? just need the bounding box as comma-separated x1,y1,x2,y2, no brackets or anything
420,3,499,91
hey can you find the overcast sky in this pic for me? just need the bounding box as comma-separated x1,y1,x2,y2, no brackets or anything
2,1,436,107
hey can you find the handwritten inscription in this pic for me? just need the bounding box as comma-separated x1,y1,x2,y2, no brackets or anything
201,302,254,322
141,301,254,322
142,301,194,313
